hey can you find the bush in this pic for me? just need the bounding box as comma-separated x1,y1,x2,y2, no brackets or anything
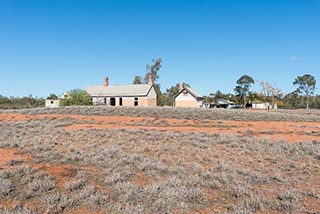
59,89,92,106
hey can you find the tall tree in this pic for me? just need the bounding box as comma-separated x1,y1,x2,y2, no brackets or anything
293,74,316,109
144,58,162,83
145,58,163,105
282,90,303,108
132,75,142,84
259,81,283,106
234,75,255,108
212,90,224,102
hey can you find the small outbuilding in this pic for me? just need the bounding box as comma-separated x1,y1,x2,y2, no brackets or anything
174,83,203,108
45,99,60,108
251,101,277,110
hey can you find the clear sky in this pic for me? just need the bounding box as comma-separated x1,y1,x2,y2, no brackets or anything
1,0,319,97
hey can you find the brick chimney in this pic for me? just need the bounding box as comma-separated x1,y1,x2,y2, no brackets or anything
147,74,153,85
179,83,184,91
104,77,109,87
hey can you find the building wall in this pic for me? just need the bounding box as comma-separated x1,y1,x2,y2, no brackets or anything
135,97,156,107
146,87,157,107
122,97,134,106
138,97,147,106
147,87,157,100
45,99,60,108
252,103,269,109
175,92,198,107
89,85,157,107
176,100,198,107
92,92,157,107
93,97,129,106
147,98,157,107
92,97,108,105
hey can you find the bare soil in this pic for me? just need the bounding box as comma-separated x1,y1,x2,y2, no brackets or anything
0,107,319,213
1,113,319,143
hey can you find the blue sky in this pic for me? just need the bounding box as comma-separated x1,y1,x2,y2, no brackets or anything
1,0,319,97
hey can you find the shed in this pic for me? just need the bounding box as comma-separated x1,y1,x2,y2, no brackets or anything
174,84,203,108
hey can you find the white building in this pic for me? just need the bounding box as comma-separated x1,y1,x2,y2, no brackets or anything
45,99,60,108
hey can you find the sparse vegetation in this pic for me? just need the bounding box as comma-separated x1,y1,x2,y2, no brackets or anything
0,106,319,213
0,95,44,109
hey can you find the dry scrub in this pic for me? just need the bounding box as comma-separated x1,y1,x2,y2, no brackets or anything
2,106,320,122
0,107,319,213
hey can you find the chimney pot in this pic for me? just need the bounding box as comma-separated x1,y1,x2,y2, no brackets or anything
148,74,153,85
179,83,184,91
104,77,109,87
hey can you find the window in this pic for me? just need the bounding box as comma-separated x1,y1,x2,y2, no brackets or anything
110,98,116,106
134,97,138,106
104,98,107,104
119,98,123,106
50,100,54,104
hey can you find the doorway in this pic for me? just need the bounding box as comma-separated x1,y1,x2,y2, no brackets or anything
110,97,116,106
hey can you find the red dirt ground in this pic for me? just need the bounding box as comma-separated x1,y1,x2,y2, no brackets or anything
0,148,96,189
0,113,319,143
0,112,320,213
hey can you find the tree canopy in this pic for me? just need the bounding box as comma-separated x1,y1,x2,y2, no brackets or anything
293,74,316,109
132,76,142,84
0,95,44,109
47,93,59,100
144,58,164,106
144,58,162,83
234,75,255,107
60,89,92,106
258,81,283,106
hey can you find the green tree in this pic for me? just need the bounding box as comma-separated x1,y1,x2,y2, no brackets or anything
60,89,92,106
312,95,320,108
47,93,59,100
234,75,255,108
0,95,44,109
145,58,163,106
293,74,316,109
282,90,304,108
211,90,225,102
132,76,142,84
144,58,162,83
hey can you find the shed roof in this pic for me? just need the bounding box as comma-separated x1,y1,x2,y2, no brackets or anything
174,87,203,99
85,84,153,97
217,99,234,105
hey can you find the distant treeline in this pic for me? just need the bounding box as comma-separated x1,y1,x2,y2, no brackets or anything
0,95,45,109
1,93,320,109
204,91,320,109
282,93,320,109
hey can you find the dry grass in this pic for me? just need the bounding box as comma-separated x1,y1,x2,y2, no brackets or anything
2,106,320,122
0,106,319,213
